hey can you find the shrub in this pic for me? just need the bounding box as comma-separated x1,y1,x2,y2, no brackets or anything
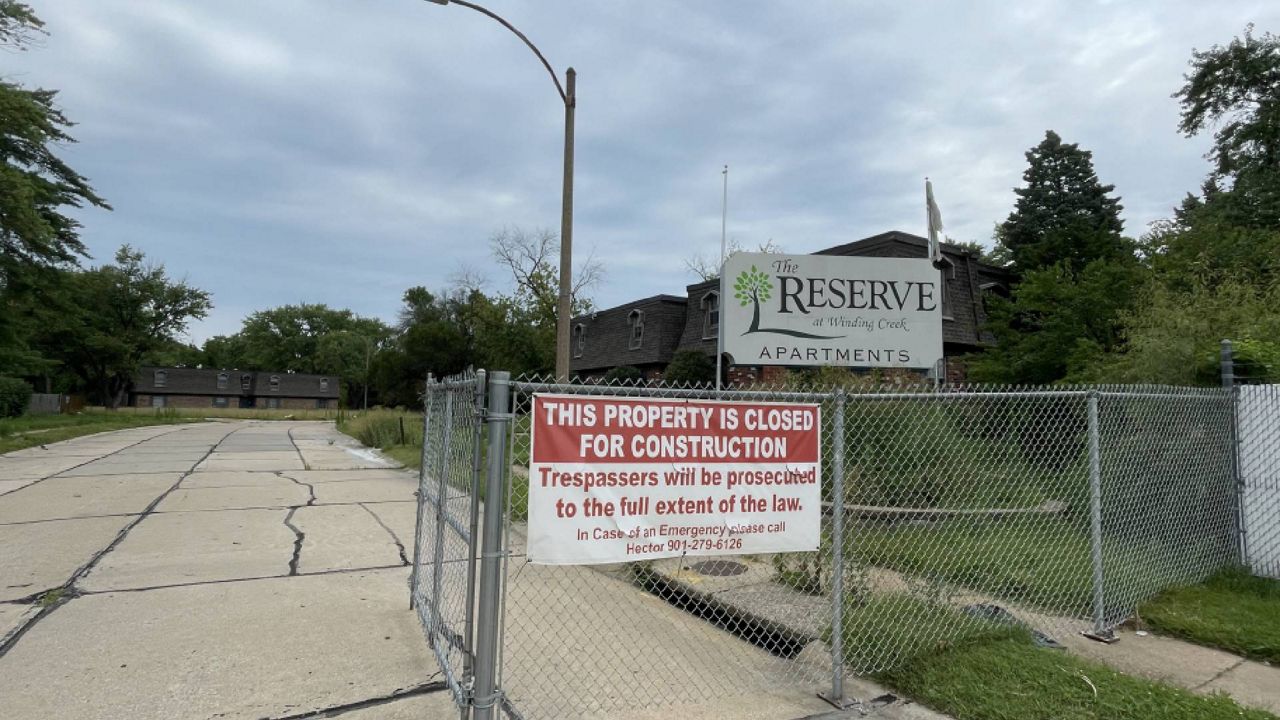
663,350,715,386
0,377,32,418
602,366,642,384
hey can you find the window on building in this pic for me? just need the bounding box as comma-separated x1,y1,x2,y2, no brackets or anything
266,397,281,409
212,396,228,408
978,282,1009,320
269,375,280,392
628,310,644,350
153,370,167,388
216,373,228,390
938,258,956,321
150,395,166,408
701,292,720,339
317,399,329,409
573,324,585,358
319,377,329,392
241,374,252,391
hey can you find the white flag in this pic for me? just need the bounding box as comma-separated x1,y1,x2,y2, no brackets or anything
926,179,943,264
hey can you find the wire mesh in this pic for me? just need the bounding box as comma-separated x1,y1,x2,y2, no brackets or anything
1240,384,1280,579
409,372,1259,719
411,370,484,707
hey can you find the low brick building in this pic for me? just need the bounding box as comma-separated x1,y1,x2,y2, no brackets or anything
570,230,1014,383
130,367,340,409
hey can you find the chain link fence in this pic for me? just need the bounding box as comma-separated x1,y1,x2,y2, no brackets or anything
414,370,1270,719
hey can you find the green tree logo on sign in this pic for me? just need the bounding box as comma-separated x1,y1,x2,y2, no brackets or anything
733,266,772,333
733,265,842,339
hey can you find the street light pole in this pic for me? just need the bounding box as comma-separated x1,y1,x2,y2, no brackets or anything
426,0,575,381
556,69,576,382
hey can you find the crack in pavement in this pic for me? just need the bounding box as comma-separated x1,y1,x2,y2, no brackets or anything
276,472,317,506
0,423,247,659
286,426,311,471
73,564,409,596
283,506,305,576
359,503,410,566
258,678,447,719
1192,656,1248,691
0,424,200,499
0,499,417,526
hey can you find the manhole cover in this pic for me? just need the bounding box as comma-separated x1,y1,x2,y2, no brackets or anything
690,560,747,577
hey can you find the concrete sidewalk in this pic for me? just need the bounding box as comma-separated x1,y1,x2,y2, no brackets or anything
1061,629,1280,714
0,421,457,719
1,421,936,720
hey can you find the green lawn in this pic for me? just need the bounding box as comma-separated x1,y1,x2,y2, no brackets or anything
1140,567,1280,663
828,594,1274,719
1,405,350,455
879,633,1275,720
846,515,1233,619
0,412,200,454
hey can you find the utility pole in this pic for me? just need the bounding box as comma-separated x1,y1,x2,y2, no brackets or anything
426,0,575,381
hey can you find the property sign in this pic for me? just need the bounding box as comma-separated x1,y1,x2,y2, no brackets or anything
526,394,821,565
721,252,943,369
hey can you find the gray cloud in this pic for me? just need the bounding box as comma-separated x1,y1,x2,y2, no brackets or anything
7,0,1276,342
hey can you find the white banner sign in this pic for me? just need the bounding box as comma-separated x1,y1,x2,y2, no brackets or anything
526,394,821,565
721,252,943,369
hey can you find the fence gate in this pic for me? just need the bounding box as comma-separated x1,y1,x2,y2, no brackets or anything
412,370,485,711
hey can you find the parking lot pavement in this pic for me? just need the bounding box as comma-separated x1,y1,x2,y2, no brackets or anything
0,421,449,720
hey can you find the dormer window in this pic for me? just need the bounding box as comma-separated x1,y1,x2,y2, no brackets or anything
319,377,329,392
573,324,585,358
217,373,228,390
269,375,280,392
153,370,167,388
938,257,956,321
628,310,644,350
241,374,252,391
701,291,720,340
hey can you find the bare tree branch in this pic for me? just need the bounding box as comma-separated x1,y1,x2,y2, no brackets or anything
683,238,783,281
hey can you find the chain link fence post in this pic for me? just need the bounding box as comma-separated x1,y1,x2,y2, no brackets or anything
410,373,435,610
473,371,511,720
1222,340,1249,566
824,388,849,707
462,370,487,694
1084,390,1114,642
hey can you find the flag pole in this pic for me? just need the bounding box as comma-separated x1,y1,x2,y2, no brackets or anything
716,165,728,393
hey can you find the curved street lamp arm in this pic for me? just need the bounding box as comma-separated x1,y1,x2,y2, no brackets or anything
447,0,569,105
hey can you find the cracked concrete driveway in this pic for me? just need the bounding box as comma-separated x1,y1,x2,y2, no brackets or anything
0,421,456,720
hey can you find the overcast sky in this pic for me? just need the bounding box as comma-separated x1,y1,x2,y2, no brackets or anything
9,1,1277,343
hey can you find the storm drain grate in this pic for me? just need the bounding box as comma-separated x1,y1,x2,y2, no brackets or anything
689,560,748,577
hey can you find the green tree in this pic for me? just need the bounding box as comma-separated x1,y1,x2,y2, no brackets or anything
1174,26,1280,227
33,246,211,405
1100,276,1280,384
0,2,108,379
974,132,1139,384
230,304,388,374
971,258,1143,384
994,131,1127,273
0,2,109,288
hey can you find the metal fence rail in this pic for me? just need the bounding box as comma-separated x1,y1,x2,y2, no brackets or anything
411,371,1271,719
